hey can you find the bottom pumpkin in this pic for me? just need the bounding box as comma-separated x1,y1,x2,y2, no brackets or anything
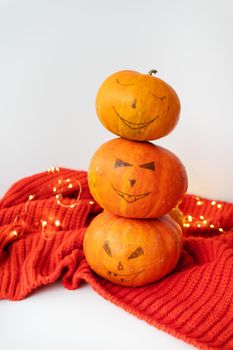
83,211,183,287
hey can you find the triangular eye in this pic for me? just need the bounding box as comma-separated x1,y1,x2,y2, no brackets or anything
139,162,155,171
103,241,112,257
114,159,133,168
128,247,144,260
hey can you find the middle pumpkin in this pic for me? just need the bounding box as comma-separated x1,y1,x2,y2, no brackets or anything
88,138,188,218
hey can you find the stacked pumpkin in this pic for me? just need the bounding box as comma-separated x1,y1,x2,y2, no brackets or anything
84,70,188,287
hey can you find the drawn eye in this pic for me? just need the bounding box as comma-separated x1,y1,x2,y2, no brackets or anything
150,91,166,102
116,79,134,87
114,159,133,168
128,247,144,260
103,241,112,257
139,161,155,171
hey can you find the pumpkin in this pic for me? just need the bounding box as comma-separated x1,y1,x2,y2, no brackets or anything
96,69,180,141
88,138,188,218
83,211,183,287
169,207,184,229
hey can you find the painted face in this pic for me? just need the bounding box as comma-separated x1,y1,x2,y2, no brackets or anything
112,158,155,203
88,138,188,219
96,70,180,141
83,211,183,287
103,241,145,283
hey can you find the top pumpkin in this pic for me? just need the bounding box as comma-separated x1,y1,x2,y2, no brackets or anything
96,70,180,141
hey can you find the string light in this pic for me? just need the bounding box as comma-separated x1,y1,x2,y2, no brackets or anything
48,166,60,174
187,215,193,222
40,216,62,240
54,220,61,227
5,167,97,243
182,195,225,234
6,194,36,241
10,230,18,237
48,168,83,209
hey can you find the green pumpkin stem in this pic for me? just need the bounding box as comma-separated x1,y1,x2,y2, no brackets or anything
148,69,158,76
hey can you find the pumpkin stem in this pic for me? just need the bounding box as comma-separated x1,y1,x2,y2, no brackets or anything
148,69,158,76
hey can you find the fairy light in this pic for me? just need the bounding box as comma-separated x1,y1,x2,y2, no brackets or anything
187,215,193,222
48,166,55,173
48,166,60,174
54,220,61,227
54,178,82,208
41,220,47,228
181,195,227,234
11,230,18,237
6,166,89,242
40,217,62,240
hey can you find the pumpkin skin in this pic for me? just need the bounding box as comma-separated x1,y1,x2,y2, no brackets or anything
84,211,183,287
169,207,184,229
88,138,188,218
96,70,180,141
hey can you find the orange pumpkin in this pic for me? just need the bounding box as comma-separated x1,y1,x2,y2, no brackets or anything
96,70,180,141
88,138,188,218
84,211,182,287
169,207,184,229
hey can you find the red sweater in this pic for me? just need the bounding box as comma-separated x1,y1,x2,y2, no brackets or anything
0,169,232,350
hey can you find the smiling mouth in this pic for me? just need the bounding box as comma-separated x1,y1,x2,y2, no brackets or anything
112,184,151,203
113,106,159,130
103,266,144,282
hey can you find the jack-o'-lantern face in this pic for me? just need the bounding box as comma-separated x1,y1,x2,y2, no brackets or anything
96,70,180,141
112,158,155,203
102,241,145,283
84,211,183,287
88,138,188,219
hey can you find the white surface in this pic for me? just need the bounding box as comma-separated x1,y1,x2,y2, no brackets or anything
0,0,233,202
0,282,195,350
0,1,232,349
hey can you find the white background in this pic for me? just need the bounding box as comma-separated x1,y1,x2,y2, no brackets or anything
0,0,232,349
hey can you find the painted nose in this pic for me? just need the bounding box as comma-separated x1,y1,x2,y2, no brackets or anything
131,99,137,108
118,262,124,270
129,179,136,188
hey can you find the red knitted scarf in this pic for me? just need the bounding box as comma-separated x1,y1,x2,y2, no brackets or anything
1,169,233,350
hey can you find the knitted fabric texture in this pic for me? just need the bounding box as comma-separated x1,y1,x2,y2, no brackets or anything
1,169,233,350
